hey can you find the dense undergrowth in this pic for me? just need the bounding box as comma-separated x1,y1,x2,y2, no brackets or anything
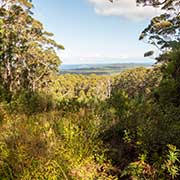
0,65,180,179
0,99,118,179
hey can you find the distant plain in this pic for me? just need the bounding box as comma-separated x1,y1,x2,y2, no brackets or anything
60,63,153,75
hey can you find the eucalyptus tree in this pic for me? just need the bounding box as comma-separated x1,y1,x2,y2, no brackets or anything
136,0,179,9
109,0,180,53
136,0,180,54
0,0,64,95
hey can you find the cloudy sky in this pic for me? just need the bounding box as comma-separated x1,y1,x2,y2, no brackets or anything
33,0,160,64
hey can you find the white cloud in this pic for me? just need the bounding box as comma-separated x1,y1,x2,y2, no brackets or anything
61,50,129,63
88,0,162,21
61,53,156,64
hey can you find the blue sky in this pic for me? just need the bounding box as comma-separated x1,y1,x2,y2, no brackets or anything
33,0,160,64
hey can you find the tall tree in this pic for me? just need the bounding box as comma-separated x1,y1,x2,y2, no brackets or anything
0,0,64,94
137,0,180,52
136,0,180,106
109,0,180,53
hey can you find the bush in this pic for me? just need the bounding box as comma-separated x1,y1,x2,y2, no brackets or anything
9,91,55,114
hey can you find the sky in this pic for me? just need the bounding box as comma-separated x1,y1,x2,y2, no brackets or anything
32,0,161,64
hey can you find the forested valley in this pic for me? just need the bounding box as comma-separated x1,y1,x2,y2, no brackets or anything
0,0,180,179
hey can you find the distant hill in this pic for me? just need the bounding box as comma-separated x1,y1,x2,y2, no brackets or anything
60,63,153,75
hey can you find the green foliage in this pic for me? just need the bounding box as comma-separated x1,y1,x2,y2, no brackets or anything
137,0,180,51
0,0,64,95
162,145,180,179
9,91,55,114
112,67,161,98
154,48,180,106
0,63,179,179
137,0,180,10
49,74,110,104
121,153,155,180
0,104,118,179
122,144,180,179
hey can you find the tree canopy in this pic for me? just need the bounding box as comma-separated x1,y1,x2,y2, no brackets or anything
0,0,64,95
137,0,180,52
109,0,180,54
136,0,180,9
